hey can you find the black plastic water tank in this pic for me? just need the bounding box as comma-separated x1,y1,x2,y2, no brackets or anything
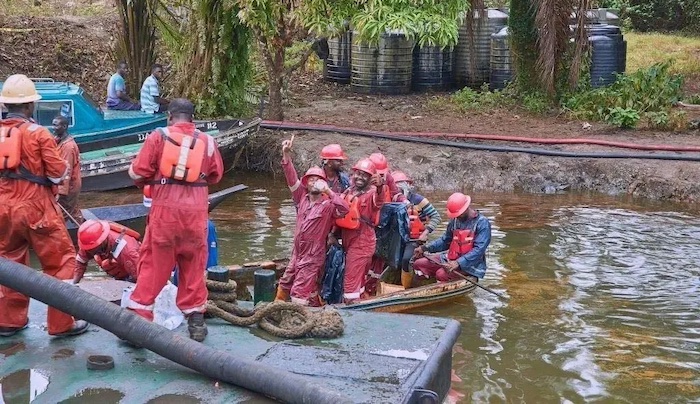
412,45,453,91
589,35,617,87
324,31,353,84
351,31,414,95
490,27,512,90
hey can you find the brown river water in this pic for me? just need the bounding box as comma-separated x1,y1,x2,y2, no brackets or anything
78,172,700,403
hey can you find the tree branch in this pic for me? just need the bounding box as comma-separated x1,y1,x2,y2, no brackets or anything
285,44,314,74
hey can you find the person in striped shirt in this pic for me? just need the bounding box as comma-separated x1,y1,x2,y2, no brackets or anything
140,64,169,114
392,171,441,288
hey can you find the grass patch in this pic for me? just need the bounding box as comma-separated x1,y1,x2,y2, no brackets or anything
625,32,700,78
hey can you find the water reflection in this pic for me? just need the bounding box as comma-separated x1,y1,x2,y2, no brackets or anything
0,369,50,403
80,172,700,402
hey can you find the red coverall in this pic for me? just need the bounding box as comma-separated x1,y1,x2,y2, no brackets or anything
127,122,223,320
365,171,405,295
279,158,349,305
341,185,385,301
0,116,78,335
75,230,140,282
56,135,82,222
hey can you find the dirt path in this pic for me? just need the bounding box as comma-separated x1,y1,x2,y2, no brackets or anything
253,74,700,203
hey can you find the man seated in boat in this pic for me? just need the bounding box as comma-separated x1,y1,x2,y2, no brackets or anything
412,193,491,284
275,135,350,306
391,171,442,288
140,64,169,114
73,219,140,284
106,61,141,111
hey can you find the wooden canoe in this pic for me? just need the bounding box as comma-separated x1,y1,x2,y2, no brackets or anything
225,258,475,313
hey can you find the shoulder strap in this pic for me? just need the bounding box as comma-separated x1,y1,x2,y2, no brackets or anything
0,122,52,187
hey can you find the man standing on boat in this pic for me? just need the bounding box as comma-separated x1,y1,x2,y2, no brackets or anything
53,115,83,223
334,158,386,302
276,136,349,305
73,219,141,284
0,74,89,338
391,171,441,288
106,61,141,111
127,98,223,342
320,144,351,193
140,64,169,114
412,193,491,284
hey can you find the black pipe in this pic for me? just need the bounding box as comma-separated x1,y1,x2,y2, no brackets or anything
261,122,700,162
0,258,351,404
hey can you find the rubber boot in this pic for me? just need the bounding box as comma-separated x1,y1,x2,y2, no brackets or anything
51,320,90,338
187,313,208,342
401,271,414,289
275,286,289,302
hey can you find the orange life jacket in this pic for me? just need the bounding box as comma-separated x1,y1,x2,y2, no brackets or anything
95,223,139,279
0,121,53,187
0,122,23,170
447,222,478,260
158,127,206,183
408,207,426,240
335,193,361,230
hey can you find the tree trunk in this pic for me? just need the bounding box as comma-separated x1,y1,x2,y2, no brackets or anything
265,46,286,121
267,74,284,121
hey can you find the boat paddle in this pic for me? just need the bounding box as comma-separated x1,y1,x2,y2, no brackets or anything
421,252,508,300
58,202,82,227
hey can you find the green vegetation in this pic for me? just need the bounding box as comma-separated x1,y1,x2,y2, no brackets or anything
625,32,700,78
114,0,159,98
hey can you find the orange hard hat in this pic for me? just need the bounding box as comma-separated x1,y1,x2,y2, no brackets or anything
77,219,110,251
446,193,471,219
391,170,412,184
0,74,42,104
369,153,388,175
320,144,348,160
301,165,327,187
352,158,376,176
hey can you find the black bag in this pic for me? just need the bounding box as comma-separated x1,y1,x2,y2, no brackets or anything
321,244,345,304
374,203,410,269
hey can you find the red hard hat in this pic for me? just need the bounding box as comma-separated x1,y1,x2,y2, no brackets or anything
301,165,327,187
391,170,412,184
446,193,471,219
320,144,348,160
352,158,377,176
369,153,388,175
78,219,110,251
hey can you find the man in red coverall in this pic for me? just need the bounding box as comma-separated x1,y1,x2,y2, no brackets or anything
365,152,406,295
127,98,223,342
53,115,83,223
338,158,385,302
276,135,350,305
0,74,89,338
73,219,140,284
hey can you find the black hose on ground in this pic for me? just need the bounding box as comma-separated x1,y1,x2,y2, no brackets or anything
261,121,700,162
0,258,352,404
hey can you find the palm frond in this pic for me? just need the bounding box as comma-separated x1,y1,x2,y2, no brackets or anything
568,0,592,88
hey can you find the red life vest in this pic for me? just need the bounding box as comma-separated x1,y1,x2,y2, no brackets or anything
408,207,426,240
335,193,361,230
447,222,478,260
157,127,206,183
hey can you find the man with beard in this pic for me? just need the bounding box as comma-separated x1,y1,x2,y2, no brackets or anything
333,158,386,302
52,115,83,223
276,135,350,305
320,144,351,193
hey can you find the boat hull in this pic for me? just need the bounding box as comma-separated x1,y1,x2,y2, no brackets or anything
226,259,475,312
79,118,260,192
65,184,247,245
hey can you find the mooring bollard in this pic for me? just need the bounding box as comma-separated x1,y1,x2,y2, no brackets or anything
253,269,275,305
207,266,230,283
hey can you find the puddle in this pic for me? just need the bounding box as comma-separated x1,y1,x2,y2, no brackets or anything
146,394,202,403
0,342,26,357
0,369,50,403
51,348,75,360
58,388,124,403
